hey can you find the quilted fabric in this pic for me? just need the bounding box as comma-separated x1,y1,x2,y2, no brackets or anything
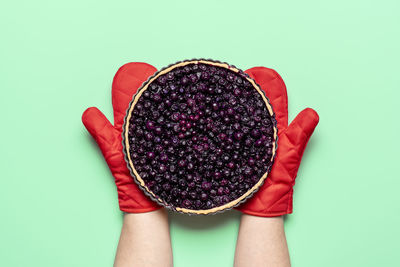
236,67,319,217
82,62,161,213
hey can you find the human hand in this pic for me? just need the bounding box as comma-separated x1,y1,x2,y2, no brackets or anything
237,67,319,217
82,62,161,213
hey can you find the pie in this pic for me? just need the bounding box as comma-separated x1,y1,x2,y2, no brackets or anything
123,59,277,215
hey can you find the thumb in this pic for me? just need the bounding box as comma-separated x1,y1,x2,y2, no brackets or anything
284,108,319,157
82,107,116,153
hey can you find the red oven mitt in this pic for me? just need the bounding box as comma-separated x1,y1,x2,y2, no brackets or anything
236,67,319,217
82,62,161,213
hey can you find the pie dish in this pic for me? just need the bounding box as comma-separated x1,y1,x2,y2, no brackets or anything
122,59,278,215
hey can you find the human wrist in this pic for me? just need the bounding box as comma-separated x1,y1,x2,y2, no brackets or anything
241,213,284,224
123,208,167,221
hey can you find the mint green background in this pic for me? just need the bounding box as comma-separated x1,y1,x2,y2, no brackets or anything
1,0,399,266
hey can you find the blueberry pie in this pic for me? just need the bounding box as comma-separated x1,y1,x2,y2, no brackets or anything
123,59,277,215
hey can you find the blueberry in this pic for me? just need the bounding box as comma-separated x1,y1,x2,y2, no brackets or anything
160,153,169,162
146,121,155,130
154,127,162,135
223,169,231,177
178,159,187,167
243,167,253,176
255,139,264,147
220,179,228,186
218,133,227,141
222,154,230,162
158,75,167,84
182,199,192,208
188,181,196,188
217,187,224,196
144,132,154,141
227,162,235,169
234,132,243,140
187,162,194,171
143,91,151,98
189,191,197,199
146,151,155,160
227,108,235,116
202,181,212,191
200,193,208,201
214,172,222,180
153,93,162,102
227,73,235,82
152,185,164,197
159,164,167,173
251,129,261,138
210,189,217,196
248,157,255,166
166,72,174,80
222,195,230,203
233,88,241,96
163,183,171,191
245,138,253,146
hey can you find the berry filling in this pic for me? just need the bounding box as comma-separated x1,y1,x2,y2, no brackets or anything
127,61,275,211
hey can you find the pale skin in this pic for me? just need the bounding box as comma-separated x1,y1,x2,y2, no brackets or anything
114,209,290,267
114,209,173,267
234,215,291,267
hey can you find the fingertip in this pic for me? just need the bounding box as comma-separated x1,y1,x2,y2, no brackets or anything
245,66,281,81
81,107,113,137
116,62,157,78
303,108,319,124
294,108,320,135
82,107,100,126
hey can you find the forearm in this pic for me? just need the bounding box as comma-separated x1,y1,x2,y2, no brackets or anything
114,209,173,267
234,215,290,267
